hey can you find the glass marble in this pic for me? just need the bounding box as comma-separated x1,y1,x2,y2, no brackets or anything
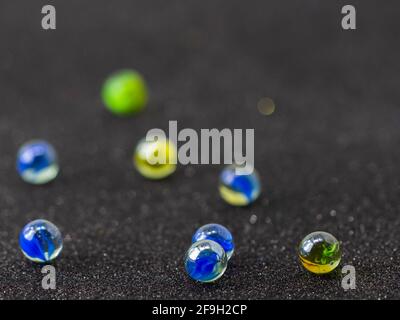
102,69,148,116
219,165,261,206
192,224,234,260
134,137,177,179
19,219,63,263
16,140,59,185
184,240,228,283
298,231,341,274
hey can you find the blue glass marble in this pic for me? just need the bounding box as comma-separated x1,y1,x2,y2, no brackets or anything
19,219,63,263
219,164,261,206
192,224,234,260
16,140,59,185
184,240,228,283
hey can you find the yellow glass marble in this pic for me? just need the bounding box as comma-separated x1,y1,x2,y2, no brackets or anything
298,231,341,274
133,137,177,179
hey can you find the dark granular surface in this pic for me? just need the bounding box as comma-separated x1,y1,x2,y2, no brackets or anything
0,0,399,299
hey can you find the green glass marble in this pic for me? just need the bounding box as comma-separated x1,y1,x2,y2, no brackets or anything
101,69,148,116
298,231,341,274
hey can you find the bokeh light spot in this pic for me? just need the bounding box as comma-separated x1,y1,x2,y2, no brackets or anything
257,97,275,116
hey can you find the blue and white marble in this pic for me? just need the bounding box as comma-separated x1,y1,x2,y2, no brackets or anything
219,165,261,206
17,140,59,184
19,219,63,263
192,224,234,260
184,240,227,283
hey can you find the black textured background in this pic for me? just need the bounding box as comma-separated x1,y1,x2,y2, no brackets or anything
0,0,399,299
